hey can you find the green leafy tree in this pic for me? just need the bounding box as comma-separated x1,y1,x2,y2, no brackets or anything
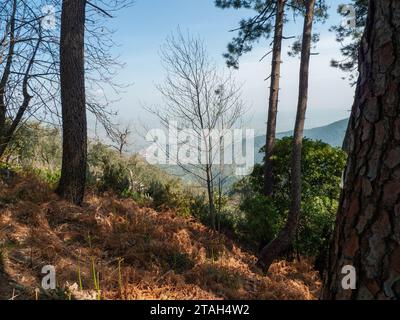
236,137,347,257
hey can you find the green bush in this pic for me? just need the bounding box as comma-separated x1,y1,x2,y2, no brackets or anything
147,179,198,217
87,141,207,217
121,189,152,207
34,168,61,188
188,193,209,220
239,194,282,245
233,137,347,256
100,158,131,195
4,122,61,171
2,122,212,226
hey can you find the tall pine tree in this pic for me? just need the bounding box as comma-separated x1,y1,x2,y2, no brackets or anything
56,0,87,205
323,0,400,300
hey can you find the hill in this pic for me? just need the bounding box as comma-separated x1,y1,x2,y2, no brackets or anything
159,119,349,184
0,174,321,300
277,118,348,147
253,118,349,163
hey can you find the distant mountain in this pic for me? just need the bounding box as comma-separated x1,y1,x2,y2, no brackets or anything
157,118,349,183
254,118,349,163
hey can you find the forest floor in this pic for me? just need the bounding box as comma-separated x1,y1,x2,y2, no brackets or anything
0,174,321,300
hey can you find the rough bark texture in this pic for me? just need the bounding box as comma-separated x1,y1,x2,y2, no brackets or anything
258,0,315,272
323,0,400,300
56,0,87,206
264,0,286,196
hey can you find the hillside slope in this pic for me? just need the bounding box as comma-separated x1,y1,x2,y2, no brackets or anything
277,118,349,147
253,118,349,163
0,175,321,300
158,119,349,186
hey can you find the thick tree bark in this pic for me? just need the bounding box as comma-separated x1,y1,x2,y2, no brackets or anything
257,0,315,272
264,0,286,196
56,0,87,206
323,0,400,300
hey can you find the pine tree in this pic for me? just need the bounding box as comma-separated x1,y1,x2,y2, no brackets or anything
216,0,286,196
56,0,87,206
257,0,317,272
323,0,400,300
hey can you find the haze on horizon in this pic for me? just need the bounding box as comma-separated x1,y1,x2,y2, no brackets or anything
93,0,356,149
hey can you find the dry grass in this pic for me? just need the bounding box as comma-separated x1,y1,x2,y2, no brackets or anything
0,174,321,300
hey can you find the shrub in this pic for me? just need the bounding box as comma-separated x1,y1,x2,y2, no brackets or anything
100,158,131,195
239,194,282,245
34,168,61,188
4,122,61,171
147,179,197,217
233,137,347,256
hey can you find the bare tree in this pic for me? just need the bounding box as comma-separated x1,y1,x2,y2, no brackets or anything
257,0,316,272
108,123,132,155
0,0,48,158
148,30,245,230
0,0,131,161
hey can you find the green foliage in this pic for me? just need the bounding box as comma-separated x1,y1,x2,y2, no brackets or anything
215,0,275,68
215,0,328,68
239,194,282,245
4,123,346,258
148,180,207,216
0,162,15,181
0,123,62,187
4,122,62,171
87,140,207,217
33,168,61,188
2,123,209,218
100,157,131,195
234,137,347,255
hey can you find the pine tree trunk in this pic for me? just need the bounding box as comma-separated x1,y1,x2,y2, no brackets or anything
264,0,286,196
323,0,400,300
56,0,87,206
257,0,315,272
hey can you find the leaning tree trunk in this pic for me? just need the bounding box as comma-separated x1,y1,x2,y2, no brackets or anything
0,29,40,159
264,0,286,196
323,0,400,300
0,0,17,159
257,0,315,272
56,0,87,206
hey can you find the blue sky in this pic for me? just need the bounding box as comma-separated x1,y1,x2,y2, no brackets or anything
97,0,355,141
